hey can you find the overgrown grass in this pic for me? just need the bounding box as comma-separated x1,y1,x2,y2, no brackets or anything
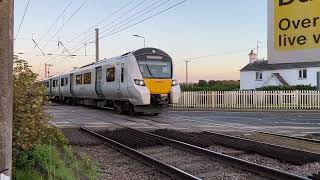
15,145,100,180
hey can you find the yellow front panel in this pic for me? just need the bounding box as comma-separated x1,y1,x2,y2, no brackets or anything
144,79,172,94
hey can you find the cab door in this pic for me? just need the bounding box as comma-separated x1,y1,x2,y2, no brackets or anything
119,62,129,99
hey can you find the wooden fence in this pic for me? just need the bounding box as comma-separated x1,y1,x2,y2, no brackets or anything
172,91,320,110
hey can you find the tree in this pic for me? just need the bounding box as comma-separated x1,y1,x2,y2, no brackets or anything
198,80,208,86
13,57,67,163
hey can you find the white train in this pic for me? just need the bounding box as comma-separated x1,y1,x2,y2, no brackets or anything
42,48,181,115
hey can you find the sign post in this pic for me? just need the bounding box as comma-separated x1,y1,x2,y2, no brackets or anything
317,72,320,91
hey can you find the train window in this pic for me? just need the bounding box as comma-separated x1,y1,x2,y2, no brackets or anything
76,75,83,85
53,80,56,87
84,72,91,84
121,64,124,83
106,67,115,82
65,78,68,85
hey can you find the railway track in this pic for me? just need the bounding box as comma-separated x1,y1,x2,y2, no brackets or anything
51,105,317,179
67,119,310,180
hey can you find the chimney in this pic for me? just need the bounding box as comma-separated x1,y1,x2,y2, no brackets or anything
249,50,257,63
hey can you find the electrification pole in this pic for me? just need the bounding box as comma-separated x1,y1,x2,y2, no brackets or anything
0,0,14,178
95,28,99,62
47,64,53,77
45,63,47,78
185,60,191,86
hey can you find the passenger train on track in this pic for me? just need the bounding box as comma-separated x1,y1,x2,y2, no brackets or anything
42,48,181,115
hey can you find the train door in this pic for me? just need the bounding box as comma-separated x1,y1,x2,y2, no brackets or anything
95,67,104,97
70,74,74,95
49,79,53,96
116,63,122,98
119,63,128,99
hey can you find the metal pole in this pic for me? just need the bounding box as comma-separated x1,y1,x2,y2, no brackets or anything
45,63,47,78
317,72,320,91
185,60,190,86
95,28,99,62
47,64,53,77
0,0,13,178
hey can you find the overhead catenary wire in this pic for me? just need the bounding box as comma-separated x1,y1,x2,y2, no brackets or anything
46,0,158,65
65,0,136,45
15,0,32,39
94,0,171,42
99,0,188,40
37,1,73,45
49,0,189,71
67,0,150,49
42,0,145,65
41,0,88,50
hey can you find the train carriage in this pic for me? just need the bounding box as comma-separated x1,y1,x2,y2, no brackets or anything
42,48,181,114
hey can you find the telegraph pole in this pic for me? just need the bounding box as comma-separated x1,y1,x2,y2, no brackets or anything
185,60,191,86
47,64,53,77
95,28,99,62
256,41,263,60
45,63,47,78
0,0,14,178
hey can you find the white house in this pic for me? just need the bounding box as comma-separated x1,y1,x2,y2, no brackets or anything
240,51,320,90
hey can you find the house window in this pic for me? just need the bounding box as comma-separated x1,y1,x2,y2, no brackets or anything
299,69,307,79
76,75,83,85
256,72,263,81
106,67,115,82
84,73,91,84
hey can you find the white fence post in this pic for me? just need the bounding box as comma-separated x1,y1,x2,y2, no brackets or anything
172,90,320,110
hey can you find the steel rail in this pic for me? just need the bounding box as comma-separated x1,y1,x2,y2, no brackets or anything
67,120,201,180
258,131,320,143
201,131,320,165
56,106,311,180
76,112,311,180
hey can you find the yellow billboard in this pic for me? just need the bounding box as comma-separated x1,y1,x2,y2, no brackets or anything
274,0,320,51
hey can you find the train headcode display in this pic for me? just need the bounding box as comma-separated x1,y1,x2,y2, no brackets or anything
268,0,320,64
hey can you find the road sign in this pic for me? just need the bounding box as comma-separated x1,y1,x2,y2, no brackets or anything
268,0,320,64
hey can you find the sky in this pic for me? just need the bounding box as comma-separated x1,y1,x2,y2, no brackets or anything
14,0,268,83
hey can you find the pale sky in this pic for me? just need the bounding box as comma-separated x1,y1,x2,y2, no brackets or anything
14,0,268,83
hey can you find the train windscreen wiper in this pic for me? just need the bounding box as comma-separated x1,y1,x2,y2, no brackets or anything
145,64,154,78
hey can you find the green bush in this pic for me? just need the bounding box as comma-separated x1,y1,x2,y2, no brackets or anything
180,80,240,91
15,170,43,180
257,85,317,91
13,57,100,179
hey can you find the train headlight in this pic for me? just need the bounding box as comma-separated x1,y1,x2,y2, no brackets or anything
172,80,178,86
134,79,145,86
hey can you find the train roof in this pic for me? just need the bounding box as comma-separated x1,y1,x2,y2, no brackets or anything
42,47,170,81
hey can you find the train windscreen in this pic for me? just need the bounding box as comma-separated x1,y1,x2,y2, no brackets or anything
137,55,172,79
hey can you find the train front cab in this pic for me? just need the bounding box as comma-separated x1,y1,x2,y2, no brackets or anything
132,48,181,114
